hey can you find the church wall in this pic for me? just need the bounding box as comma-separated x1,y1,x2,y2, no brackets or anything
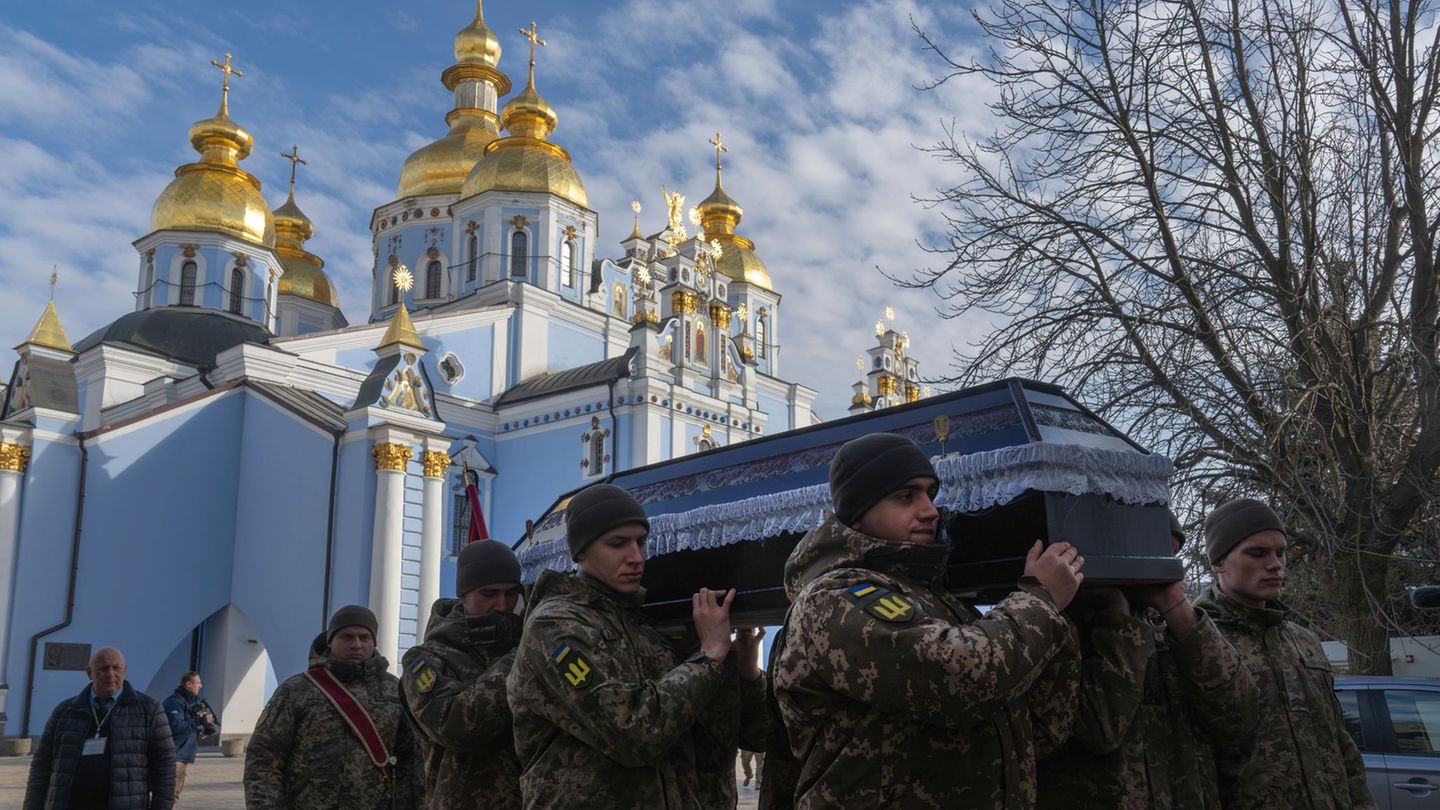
759,391,791,433
326,437,380,617
490,420,602,544
546,319,604,372
425,326,494,402
16,393,245,733
229,393,334,682
4,437,82,718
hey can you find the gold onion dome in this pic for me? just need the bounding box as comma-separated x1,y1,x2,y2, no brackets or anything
151,56,275,247
697,161,771,290
273,193,339,309
462,23,588,207
398,2,511,198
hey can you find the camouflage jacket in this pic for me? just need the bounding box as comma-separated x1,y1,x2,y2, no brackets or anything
506,570,728,809
1193,587,1375,810
772,515,1080,809
400,598,521,810
244,635,418,810
1037,601,1258,809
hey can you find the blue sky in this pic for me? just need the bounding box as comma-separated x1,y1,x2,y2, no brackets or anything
0,0,994,416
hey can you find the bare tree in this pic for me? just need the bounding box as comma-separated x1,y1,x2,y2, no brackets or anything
908,0,1440,673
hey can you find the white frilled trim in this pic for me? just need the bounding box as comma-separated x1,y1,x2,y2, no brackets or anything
516,443,1172,580
932,443,1173,514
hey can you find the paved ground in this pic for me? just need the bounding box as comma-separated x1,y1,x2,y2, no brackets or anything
0,751,761,808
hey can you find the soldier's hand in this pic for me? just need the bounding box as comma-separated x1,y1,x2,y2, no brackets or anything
733,627,765,682
1130,580,1198,639
693,587,735,662
1024,540,1084,610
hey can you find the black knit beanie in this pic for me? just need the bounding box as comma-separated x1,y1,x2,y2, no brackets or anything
829,433,939,526
327,604,378,642
1204,498,1285,563
456,540,522,596
565,483,650,560
1168,509,1186,547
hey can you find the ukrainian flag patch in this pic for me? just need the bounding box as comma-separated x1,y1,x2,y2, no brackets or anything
844,582,919,623
550,640,603,690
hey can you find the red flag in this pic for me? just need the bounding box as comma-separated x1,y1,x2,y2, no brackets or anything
464,468,489,543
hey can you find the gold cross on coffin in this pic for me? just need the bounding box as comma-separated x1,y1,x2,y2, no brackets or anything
709,131,728,172
281,144,308,194
209,53,244,113
519,21,546,67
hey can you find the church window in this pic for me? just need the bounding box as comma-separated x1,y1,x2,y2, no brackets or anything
697,438,714,452
438,353,465,385
179,260,198,306
425,260,443,299
388,270,399,306
560,239,574,287
510,230,528,278
589,433,606,475
228,267,245,314
467,235,478,282
755,314,768,358
612,284,626,319
695,322,707,363
451,491,471,556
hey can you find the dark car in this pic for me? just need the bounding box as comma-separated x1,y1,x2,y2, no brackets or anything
1335,675,1440,808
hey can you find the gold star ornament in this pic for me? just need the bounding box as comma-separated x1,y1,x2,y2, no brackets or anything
392,265,415,293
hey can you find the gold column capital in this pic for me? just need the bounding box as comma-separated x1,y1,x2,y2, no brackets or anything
421,450,451,478
0,442,30,473
371,442,414,472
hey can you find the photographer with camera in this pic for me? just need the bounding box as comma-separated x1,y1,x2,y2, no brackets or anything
162,672,216,802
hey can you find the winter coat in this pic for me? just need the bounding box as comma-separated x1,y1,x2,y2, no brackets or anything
244,635,418,810
506,570,727,809
1037,602,1258,809
1193,586,1375,810
400,598,521,810
769,515,1080,809
24,681,176,810
162,688,210,764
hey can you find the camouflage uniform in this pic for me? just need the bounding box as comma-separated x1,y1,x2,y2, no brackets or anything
1037,602,1258,809
772,516,1080,809
694,668,770,809
244,635,417,810
1193,586,1375,810
400,598,521,810
506,570,729,809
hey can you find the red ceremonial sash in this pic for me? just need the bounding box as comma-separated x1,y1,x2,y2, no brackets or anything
305,665,394,779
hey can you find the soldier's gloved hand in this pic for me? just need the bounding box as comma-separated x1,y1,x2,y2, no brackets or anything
1024,540,1085,610
693,587,736,662
733,627,765,681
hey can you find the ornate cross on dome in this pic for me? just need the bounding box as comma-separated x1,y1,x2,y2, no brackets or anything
281,144,308,195
49,265,58,301
209,53,244,114
709,132,728,172
519,21,546,68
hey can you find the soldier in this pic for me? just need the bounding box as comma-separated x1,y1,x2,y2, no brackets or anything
244,605,417,810
769,432,1084,809
1037,511,1258,808
694,626,769,809
400,540,525,809
506,483,757,809
1193,498,1375,810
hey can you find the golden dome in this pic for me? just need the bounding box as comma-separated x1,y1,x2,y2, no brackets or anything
150,103,274,246
461,56,588,207
714,240,773,290
272,189,339,308
697,157,770,290
455,1,501,66
398,115,501,197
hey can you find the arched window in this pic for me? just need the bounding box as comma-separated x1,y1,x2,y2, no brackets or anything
467,234,478,282
612,284,626,319
228,267,245,314
426,260,442,299
695,322,707,363
560,239,574,287
589,433,605,474
179,260,198,306
756,314,768,358
510,231,528,278
697,438,714,453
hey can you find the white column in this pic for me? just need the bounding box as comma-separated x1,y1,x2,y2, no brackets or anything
369,442,412,672
418,450,449,626
0,442,30,683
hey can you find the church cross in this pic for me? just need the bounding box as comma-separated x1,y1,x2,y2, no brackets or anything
519,21,546,68
281,144,308,194
49,265,58,301
209,53,244,113
709,132,728,172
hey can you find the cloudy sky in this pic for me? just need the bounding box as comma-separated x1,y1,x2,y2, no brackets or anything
0,0,995,417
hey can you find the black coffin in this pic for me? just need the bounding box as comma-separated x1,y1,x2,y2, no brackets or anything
514,378,1182,627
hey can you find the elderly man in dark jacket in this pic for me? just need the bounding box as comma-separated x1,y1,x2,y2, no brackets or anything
25,646,176,810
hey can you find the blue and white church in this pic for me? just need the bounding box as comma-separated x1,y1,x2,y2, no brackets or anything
0,4,816,743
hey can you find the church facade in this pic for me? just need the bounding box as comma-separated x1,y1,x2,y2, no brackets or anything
0,4,815,741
